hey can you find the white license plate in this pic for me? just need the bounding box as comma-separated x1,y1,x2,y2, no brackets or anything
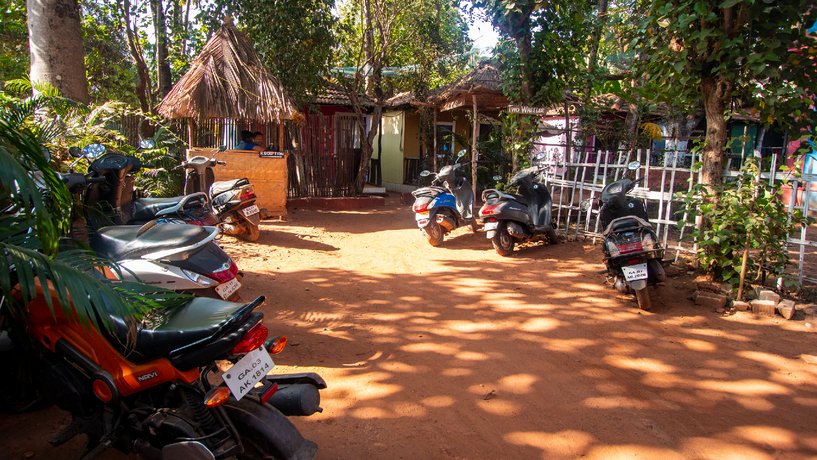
242,204,260,217
215,277,241,299
415,212,429,221
484,222,498,231
222,346,275,401
621,263,649,281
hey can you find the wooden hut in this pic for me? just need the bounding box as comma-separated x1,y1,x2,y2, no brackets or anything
158,17,297,217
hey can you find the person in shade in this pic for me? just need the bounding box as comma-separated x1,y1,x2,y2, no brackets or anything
236,130,264,152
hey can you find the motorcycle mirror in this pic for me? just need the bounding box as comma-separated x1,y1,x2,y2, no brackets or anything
534,152,546,161
82,143,107,159
627,161,641,171
41,147,51,163
217,145,227,152
139,139,156,149
580,199,591,212
68,146,82,158
419,170,432,177
492,175,502,181
456,149,467,158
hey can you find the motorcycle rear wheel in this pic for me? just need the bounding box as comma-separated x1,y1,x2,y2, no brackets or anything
635,288,652,311
238,222,261,242
224,398,317,460
423,222,444,247
492,222,515,256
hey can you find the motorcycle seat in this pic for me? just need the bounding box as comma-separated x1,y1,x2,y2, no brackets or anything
412,186,447,197
91,223,214,260
210,178,250,197
603,216,652,235
105,296,265,368
133,197,183,221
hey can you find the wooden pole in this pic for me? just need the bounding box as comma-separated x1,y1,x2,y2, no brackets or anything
186,118,199,151
472,95,479,206
278,121,285,151
432,108,438,172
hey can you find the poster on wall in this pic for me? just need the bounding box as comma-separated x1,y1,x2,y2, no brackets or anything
531,117,582,178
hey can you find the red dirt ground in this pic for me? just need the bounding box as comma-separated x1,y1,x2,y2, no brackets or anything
2,196,817,459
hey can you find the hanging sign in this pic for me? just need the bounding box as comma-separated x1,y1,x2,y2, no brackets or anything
260,151,285,158
507,105,550,115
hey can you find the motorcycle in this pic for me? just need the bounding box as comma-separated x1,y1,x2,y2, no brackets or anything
181,153,262,242
60,166,243,301
585,161,666,310
478,164,558,256
411,150,478,247
69,143,217,228
5,281,325,459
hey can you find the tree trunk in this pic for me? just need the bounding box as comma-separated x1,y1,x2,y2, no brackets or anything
120,0,153,112
150,0,173,96
700,77,728,186
26,0,89,103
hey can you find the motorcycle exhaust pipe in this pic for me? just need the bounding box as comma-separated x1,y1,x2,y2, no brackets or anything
266,384,323,416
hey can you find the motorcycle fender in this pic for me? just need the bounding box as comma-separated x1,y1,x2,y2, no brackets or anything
162,441,214,460
223,397,318,460
629,279,648,291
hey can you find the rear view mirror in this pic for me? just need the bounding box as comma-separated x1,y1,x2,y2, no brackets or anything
492,175,502,181
627,161,641,171
82,143,106,159
140,139,156,149
68,147,82,158
419,170,432,177
534,152,545,161
456,150,466,158
580,199,591,212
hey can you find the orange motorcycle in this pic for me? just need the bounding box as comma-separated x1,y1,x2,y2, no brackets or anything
5,282,325,459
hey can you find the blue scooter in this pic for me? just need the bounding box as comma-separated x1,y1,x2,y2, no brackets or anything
411,150,478,246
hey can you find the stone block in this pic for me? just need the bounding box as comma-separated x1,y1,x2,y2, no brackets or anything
776,300,796,320
757,290,781,304
732,300,751,312
694,291,727,310
750,299,777,316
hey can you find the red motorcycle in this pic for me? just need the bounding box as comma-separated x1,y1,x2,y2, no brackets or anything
6,281,326,459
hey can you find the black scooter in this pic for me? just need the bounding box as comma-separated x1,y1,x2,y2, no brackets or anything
588,161,666,310
182,154,261,242
479,165,558,256
412,150,478,246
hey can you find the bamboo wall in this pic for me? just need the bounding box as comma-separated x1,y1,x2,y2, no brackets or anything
187,148,288,218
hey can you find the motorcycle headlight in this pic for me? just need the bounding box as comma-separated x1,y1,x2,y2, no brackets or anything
606,239,621,257
641,232,656,251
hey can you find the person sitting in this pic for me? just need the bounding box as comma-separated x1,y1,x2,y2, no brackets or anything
235,130,264,152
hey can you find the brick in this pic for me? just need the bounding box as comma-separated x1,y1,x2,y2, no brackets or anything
758,290,781,304
776,300,796,320
750,300,777,316
732,300,751,312
694,291,727,310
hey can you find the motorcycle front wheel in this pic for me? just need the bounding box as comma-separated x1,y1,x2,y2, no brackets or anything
422,222,444,247
491,222,515,256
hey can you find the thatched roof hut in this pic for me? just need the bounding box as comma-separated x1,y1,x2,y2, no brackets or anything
158,17,297,124
434,63,507,112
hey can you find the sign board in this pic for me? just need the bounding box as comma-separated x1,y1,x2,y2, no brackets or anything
260,151,286,158
507,105,550,115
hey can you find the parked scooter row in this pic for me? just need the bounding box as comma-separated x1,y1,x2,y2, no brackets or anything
411,154,665,310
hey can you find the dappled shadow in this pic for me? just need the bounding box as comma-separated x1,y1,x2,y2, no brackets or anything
234,235,817,458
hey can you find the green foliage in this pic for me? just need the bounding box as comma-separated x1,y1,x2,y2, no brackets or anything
0,0,28,83
677,158,812,286
632,0,817,132
82,2,140,106
334,0,473,95
475,0,594,105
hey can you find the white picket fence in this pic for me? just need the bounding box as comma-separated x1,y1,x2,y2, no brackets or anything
539,147,816,286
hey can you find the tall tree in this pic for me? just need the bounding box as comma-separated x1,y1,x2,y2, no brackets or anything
149,0,173,96
26,0,89,102
634,0,817,186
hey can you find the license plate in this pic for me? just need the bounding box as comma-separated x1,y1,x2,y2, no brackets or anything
215,277,241,299
484,222,498,231
621,263,648,281
222,346,275,401
415,212,429,221
242,205,260,217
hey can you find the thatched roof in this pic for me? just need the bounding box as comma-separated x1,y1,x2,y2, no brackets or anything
437,63,503,100
158,18,297,122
